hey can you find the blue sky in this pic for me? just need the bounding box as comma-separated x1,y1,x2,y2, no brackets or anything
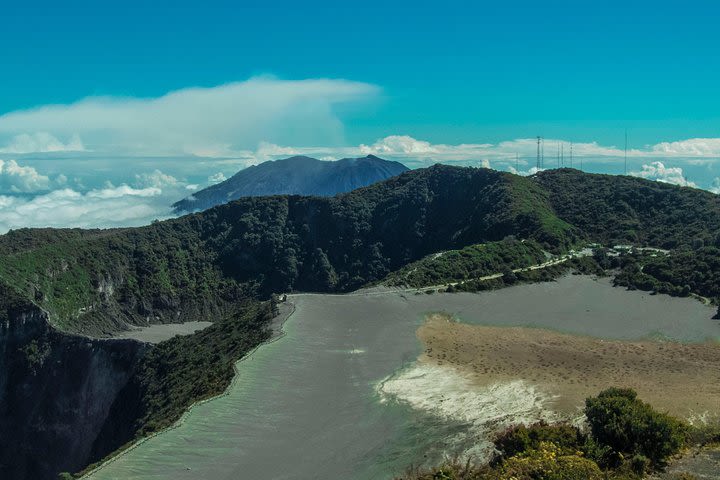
1,0,719,231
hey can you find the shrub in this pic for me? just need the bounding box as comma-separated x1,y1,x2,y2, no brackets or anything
494,422,584,460
630,454,651,475
584,388,686,465
499,442,603,480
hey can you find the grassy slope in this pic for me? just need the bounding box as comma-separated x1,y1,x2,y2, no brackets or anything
0,223,239,335
536,169,720,248
384,239,549,288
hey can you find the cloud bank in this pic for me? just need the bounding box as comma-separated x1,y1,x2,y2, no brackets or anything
0,168,189,233
710,178,720,194
0,78,378,156
0,159,52,192
629,162,697,188
254,134,720,168
0,186,171,233
0,133,84,154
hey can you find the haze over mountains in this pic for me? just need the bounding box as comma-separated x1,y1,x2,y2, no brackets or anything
172,155,408,213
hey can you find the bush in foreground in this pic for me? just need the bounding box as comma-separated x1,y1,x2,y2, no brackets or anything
397,388,689,480
494,421,584,460
585,388,686,466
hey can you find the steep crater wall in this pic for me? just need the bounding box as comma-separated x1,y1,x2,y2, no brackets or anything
0,298,147,480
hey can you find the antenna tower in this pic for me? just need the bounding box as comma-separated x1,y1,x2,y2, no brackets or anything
557,143,560,168
536,136,541,169
580,145,583,171
624,130,628,175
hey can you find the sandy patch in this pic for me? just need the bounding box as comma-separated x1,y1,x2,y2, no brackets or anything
419,313,720,420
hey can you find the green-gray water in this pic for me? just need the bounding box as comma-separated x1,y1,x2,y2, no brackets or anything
87,276,719,479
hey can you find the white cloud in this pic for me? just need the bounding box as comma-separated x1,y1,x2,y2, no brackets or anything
250,136,629,167
207,172,227,184
134,169,178,189
0,78,378,157
360,135,450,155
258,135,720,168
0,132,84,154
651,138,720,156
629,161,697,188
508,166,545,177
0,184,177,234
0,159,52,192
710,178,720,194
86,184,162,199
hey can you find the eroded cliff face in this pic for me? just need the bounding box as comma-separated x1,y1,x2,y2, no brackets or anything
0,303,147,480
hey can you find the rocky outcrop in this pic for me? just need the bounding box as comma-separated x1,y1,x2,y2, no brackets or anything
0,297,147,480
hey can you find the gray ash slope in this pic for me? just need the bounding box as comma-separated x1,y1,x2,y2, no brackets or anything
173,155,409,213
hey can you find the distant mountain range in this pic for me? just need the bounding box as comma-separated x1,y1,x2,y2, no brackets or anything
173,155,408,213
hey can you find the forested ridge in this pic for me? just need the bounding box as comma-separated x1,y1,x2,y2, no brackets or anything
536,168,720,248
383,238,549,288
0,166,577,336
4,166,717,338
1,165,719,478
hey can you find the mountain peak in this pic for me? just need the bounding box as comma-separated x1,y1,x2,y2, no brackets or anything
173,155,409,213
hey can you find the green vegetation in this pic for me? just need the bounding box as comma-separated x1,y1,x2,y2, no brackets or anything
504,173,577,247
585,387,686,467
2,166,719,479
82,300,274,472
117,301,272,436
384,238,548,288
3,167,718,337
397,388,689,480
0,167,576,337
536,169,720,249
493,422,585,459
614,246,720,303
21,339,51,373
0,281,33,323
0,223,238,335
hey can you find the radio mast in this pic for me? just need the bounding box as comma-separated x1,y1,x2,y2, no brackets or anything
624,130,628,175
557,143,560,168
